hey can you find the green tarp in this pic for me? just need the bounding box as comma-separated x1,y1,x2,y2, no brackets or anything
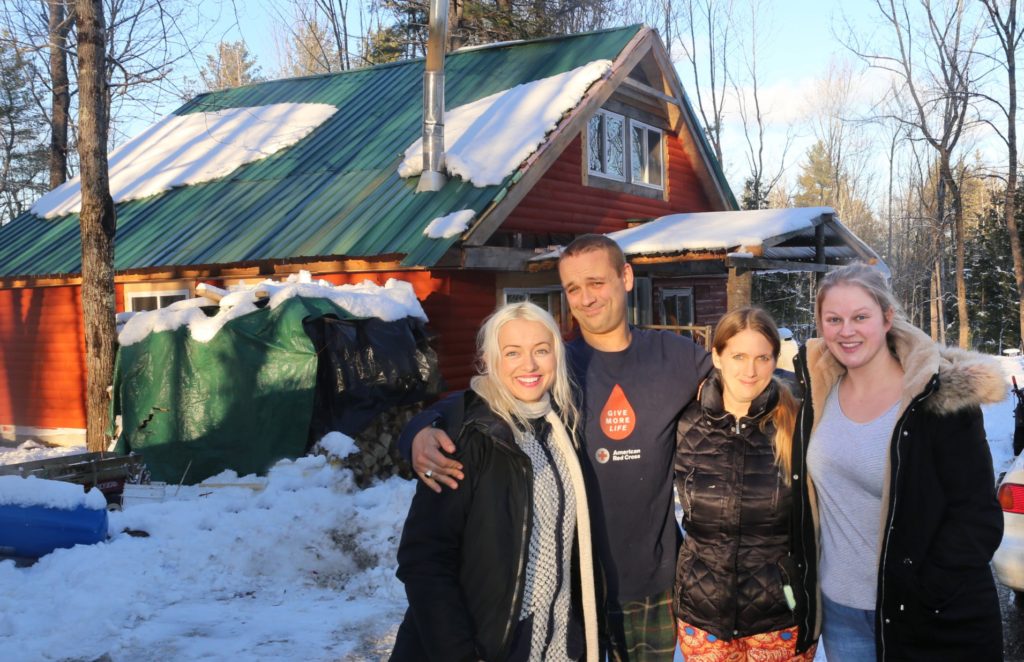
112,297,353,484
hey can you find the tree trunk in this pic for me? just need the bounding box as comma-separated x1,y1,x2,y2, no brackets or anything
954,208,969,348
941,158,969,348
1006,5,1024,350
76,0,117,452
49,0,71,189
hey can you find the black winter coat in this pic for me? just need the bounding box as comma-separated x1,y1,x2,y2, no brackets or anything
391,391,587,662
791,319,1005,661
673,374,809,646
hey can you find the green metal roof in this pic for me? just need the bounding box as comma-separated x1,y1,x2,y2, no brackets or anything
0,25,721,279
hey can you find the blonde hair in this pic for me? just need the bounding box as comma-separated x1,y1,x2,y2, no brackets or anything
470,302,579,438
712,307,796,482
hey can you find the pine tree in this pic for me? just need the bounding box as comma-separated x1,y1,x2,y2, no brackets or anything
200,41,263,91
965,182,1023,353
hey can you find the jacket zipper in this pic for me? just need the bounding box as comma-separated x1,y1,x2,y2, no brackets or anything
499,441,533,655
793,349,815,639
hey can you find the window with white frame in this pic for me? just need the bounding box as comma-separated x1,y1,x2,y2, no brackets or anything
128,290,188,312
587,110,626,181
588,109,664,191
630,120,664,188
503,287,572,335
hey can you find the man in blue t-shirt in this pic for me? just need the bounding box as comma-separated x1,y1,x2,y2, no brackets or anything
401,234,711,661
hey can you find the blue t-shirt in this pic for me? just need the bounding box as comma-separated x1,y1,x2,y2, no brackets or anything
568,328,711,603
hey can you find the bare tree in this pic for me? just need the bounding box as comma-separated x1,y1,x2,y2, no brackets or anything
3,0,206,157
847,0,981,347
0,40,48,223
731,0,790,209
76,0,116,452
48,0,73,187
678,0,733,164
980,0,1024,349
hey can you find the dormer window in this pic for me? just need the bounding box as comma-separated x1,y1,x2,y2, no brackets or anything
588,110,626,181
586,108,664,195
630,120,663,188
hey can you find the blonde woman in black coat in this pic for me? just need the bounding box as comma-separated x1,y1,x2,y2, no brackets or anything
791,264,1004,661
391,302,598,662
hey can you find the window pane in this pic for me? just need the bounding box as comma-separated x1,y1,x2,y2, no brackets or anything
527,293,549,309
631,125,645,181
588,115,603,172
160,294,187,307
606,115,625,178
647,130,663,186
506,292,527,303
131,296,158,312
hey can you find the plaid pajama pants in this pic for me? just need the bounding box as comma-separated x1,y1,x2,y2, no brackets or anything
602,588,678,662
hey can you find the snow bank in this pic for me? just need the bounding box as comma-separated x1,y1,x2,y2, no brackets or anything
0,455,414,660
32,103,338,219
423,209,476,239
0,475,106,511
399,60,612,187
0,357,1017,660
118,271,427,347
0,441,83,467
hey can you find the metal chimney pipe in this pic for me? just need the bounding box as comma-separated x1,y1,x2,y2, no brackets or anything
417,0,449,193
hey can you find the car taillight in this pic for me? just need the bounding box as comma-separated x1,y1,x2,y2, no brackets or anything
999,483,1024,513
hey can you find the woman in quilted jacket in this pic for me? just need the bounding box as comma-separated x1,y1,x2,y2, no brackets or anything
673,307,818,661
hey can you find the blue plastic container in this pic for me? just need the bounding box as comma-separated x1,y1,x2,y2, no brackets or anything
0,503,108,558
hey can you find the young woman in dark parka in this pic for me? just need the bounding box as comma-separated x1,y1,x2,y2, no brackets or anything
391,301,598,662
791,263,1004,661
673,307,818,661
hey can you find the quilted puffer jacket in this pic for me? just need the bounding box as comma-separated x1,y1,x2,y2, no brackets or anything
673,373,808,646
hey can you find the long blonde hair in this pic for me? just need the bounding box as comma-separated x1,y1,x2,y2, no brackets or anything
712,307,796,482
470,302,579,438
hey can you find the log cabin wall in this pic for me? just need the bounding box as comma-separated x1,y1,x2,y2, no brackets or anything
502,131,713,236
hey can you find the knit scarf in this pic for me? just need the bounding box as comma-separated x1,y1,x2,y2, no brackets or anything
513,394,598,662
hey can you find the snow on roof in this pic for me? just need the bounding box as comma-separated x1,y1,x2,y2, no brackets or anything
0,475,107,511
32,103,338,219
607,207,836,256
423,209,476,239
399,60,612,187
118,272,427,347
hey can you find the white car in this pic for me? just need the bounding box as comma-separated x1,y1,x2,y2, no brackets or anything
994,451,1024,598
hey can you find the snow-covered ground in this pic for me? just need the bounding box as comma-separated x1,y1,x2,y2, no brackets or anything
1,355,1022,661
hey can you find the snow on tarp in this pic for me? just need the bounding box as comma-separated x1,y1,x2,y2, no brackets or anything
31,103,338,219
0,475,106,511
399,60,612,187
424,209,476,239
607,207,837,255
118,271,427,347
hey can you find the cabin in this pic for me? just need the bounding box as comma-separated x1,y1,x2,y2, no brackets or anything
0,25,882,445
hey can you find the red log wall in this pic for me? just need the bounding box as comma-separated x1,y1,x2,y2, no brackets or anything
503,132,714,234
0,271,493,431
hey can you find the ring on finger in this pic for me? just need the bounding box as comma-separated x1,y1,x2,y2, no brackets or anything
424,469,433,478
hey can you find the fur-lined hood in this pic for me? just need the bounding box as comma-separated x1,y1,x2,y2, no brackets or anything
804,318,1006,425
